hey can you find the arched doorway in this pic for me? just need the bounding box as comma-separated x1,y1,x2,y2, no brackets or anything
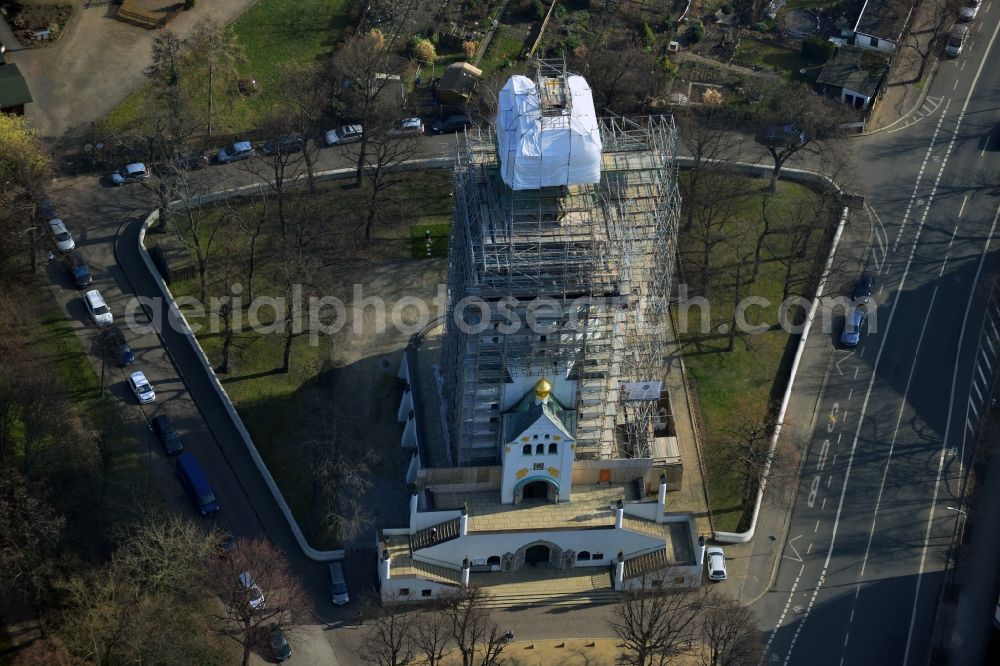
524,544,550,565
522,480,550,500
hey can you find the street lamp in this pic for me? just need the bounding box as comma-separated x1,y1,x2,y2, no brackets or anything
946,506,967,516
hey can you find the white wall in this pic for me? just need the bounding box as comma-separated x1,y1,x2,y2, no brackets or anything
854,32,895,53
380,577,459,603
413,526,663,568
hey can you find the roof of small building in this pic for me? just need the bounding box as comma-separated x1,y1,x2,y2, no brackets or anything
853,0,914,42
0,63,33,110
816,45,890,98
502,379,577,442
438,62,482,100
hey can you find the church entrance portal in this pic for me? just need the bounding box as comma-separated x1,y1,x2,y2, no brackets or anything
522,480,550,500
524,544,551,565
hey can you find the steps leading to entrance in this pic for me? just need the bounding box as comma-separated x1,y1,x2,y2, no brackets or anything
477,587,621,609
410,517,462,551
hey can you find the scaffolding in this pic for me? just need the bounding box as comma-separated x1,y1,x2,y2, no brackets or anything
442,71,681,465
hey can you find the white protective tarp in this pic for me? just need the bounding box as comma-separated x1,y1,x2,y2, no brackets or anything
495,74,602,191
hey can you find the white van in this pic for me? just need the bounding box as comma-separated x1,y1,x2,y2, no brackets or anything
946,24,969,56
84,289,113,327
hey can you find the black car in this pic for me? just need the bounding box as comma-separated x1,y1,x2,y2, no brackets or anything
430,114,473,134
151,414,183,455
759,124,807,148
65,251,92,288
263,133,304,156
169,152,210,171
37,196,58,220
100,325,134,367
267,624,292,662
852,273,874,303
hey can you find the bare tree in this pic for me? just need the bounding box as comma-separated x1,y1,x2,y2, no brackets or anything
168,178,230,304
677,106,750,230
0,469,65,603
699,595,764,666
683,170,747,297
188,15,245,136
574,35,665,114
609,584,702,666
275,60,331,194
411,601,453,666
440,587,504,666
897,0,963,83
239,110,307,239
212,538,308,666
346,101,422,242
359,594,413,666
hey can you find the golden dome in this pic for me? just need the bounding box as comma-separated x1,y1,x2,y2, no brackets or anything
534,377,552,401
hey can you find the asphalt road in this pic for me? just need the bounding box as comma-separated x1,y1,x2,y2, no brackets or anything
759,9,1000,666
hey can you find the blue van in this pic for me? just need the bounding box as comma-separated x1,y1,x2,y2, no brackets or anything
175,453,219,516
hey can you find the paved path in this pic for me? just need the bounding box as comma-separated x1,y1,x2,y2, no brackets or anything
6,0,260,142
0,8,23,50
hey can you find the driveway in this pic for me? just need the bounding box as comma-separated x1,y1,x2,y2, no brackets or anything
5,0,260,142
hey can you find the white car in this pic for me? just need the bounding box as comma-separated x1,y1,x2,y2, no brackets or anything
128,371,156,404
706,546,728,581
48,218,75,252
216,141,256,164
390,117,424,136
239,572,266,609
108,163,150,186
325,125,363,146
959,0,980,21
84,289,113,327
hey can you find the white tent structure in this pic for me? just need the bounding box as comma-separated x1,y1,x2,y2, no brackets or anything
495,73,602,191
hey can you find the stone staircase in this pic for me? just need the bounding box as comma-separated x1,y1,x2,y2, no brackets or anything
410,517,462,551
473,568,621,609
622,548,671,580
622,515,667,537
393,554,463,585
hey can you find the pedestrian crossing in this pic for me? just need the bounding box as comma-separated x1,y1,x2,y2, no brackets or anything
965,291,1000,438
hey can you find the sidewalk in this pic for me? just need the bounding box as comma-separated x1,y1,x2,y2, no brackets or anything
439,638,701,665
0,8,24,51
864,1,943,133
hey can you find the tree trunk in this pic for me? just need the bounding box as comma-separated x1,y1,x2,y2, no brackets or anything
218,303,233,374
281,307,294,373
751,198,772,283
355,134,368,188
728,257,741,352
701,241,711,297
207,59,214,136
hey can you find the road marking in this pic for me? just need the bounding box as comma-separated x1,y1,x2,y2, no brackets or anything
807,542,813,555
814,520,821,533
784,535,804,562
982,347,992,371
781,91,963,666
826,474,833,488
954,79,959,90
977,362,987,386
832,453,838,467
860,283,940,578
893,99,951,251
939,256,949,276
844,633,850,647
842,410,849,424
822,497,827,510
848,388,853,401
817,439,831,471
903,185,1000,666
850,609,855,623
959,195,968,218
973,380,983,403
966,413,975,433
961,60,967,71
970,400,979,418
854,366,859,380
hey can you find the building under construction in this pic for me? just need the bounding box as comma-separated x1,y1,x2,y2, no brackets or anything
441,60,681,466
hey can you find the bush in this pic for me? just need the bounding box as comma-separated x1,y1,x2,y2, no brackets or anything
564,34,582,50
532,0,547,20
801,35,835,63
463,40,477,59
687,20,704,44
721,3,733,14
414,38,437,64
643,22,655,52
662,15,676,33
660,56,678,78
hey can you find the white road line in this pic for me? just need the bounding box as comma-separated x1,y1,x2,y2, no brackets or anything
904,207,1000,666
967,414,975,433
842,411,849,424
977,362,987,386
860,284,940,578
815,520,821,533
826,474,832,488
961,60,967,71
807,542,813,555
939,256,949,276
973,380,984,403
893,100,951,251
783,71,969,666
954,79,960,90
982,347,992,371
850,609,856,623
844,633,850,647
959,195,968,218
854,366,859,380
822,497,827,510
971,400,979,418
848,388,853,401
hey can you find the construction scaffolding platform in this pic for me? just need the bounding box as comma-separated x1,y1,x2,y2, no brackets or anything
442,75,681,466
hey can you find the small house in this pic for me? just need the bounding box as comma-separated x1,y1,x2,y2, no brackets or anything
0,55,32,116
436,62,482,106
852,0,914,53
816,45,890,111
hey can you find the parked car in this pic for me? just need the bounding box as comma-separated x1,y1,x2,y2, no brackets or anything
37,196,58,220
83,289,113,327
706,546,728,581
65,251,92,288
852,273,874,304
151,414,183,455
329,561,349,605
946,24,969,56
239,572,266,609
128,370,156,404
267,624,292,662
263,133,305,156
107,162,150,186
325,125,363,146
100,325,134,367
759,124,807,147
390,117,424,137
430,114,472,134
959,0,980,21
216,141,256,164
176,452,219,516
48,219,75,252
168,152,210,171
840,308,867,347
218,533,238,557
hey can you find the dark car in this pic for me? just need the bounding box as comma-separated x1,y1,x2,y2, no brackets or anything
852,273,874,303
169,152,210,171
760,124,807,147
267,624,292,662
100,325,134,367
37,196,58,220
65,251,92,288
151,415,184,456
430,114,473,134
840,308,867,347
263,133,305,156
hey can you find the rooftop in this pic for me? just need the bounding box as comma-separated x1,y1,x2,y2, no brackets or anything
854,0,913,41
816,45,890,98
0,63,32,109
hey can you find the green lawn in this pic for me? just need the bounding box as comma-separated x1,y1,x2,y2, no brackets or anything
676,177,835,532
478,24,527,76
732,39,824,83
162,170,453,547
106,0,350,136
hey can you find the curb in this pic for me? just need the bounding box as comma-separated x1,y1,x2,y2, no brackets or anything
859,55,941,136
